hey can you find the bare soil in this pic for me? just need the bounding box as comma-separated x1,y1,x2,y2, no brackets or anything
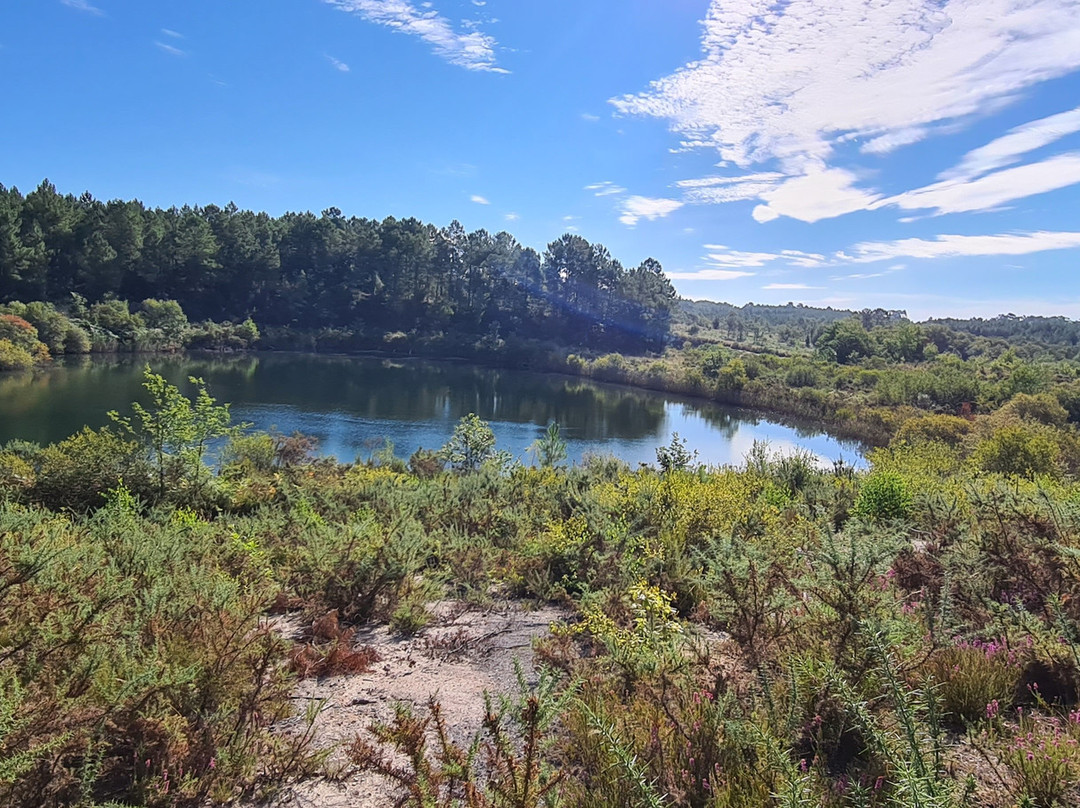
252,600,568,808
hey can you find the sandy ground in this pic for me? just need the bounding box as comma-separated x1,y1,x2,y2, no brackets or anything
253,600,568,808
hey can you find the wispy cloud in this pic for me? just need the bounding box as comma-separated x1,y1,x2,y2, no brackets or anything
161,28,184,39
322,0,506,72
845,230,1080,263
580,113,601,123
763,283,822,290
326,54,351,72
470,194,490,205
942,105,1080,181
60,0,103,15
700,244,826,269
612,0,1080,224
666,269,756,281
504,212,519,221
880,153,1080,215
619,195,683,226
155,41,186,57
585,181,626,197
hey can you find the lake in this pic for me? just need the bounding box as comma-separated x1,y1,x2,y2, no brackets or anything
0,353,865,468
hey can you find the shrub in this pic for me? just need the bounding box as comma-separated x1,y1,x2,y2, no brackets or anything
0,340,34,371
853,470,912,522
895,414,972,446
785,365,820,388
407,447,444,478
928,640,1022,725
998,392,1069,426
591,353,629,383
0,451,35,496
439,413,507,473
974,425,1060,479
1000,715,1080,808
33,427,151,511
222,432,276,473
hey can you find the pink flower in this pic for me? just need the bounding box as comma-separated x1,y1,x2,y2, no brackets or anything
986,700,1000,720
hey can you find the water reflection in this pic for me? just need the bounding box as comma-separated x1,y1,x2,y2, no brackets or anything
0,352,864,467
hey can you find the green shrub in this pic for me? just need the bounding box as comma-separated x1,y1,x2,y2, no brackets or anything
895,413,972,446
974,424,1060,479
853,470,912,521
998,392,1069,426
222,432,276,473
785,365,820,388
928,640,1022,725
0,340,34,371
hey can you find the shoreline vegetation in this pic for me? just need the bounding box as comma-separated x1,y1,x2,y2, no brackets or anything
6,182,1080,806
3,368,1080,807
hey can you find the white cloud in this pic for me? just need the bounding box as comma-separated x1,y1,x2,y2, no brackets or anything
323,0,506,72
326,54,351,72
611,0,1080,223
60,0,103,15
763,283,821,290
882,152,1080,215
504,212,519,221
942,105,1080,180
699,245,825,268
614,0,1080,167
860,127,928,155
161,28,184,39
666,269,756,280
848,230,1080,262
677,172,785,204
752,163,881,223
584,181,627,197
580,112,601,123
780,250,828,268
619,195,684,226
470,194,490,205
155,41,186,57
676,172,784,188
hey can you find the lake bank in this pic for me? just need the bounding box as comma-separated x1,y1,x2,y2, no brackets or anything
0,351,866,469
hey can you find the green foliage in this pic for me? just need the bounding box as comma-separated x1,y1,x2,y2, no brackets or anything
853,469,912,521
0,181,676,354
222,432,276,473
816,318,874,364
439,413,507,473
33,426,150,511
7,341,1080,806
528,421,567,468
654,431,697,472
0,340,34,371
973,424,1061,479
111,366,237,498
895,413,972,446
928,640,1023,725
998,392,1069,426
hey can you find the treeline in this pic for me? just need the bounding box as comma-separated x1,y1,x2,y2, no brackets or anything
0,297,259,370
928,313,1080,350
0,181,676,353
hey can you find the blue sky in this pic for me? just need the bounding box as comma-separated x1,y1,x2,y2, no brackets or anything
3,0,1080,319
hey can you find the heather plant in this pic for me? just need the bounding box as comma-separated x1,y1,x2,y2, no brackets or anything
927,639,1024,726
997,713,1080,808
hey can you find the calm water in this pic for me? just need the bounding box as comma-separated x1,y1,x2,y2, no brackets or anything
0,353,864,468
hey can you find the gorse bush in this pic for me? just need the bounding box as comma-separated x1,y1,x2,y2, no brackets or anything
854,470,913,522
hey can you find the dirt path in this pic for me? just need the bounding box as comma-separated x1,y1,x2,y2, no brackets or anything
256,600,568,808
